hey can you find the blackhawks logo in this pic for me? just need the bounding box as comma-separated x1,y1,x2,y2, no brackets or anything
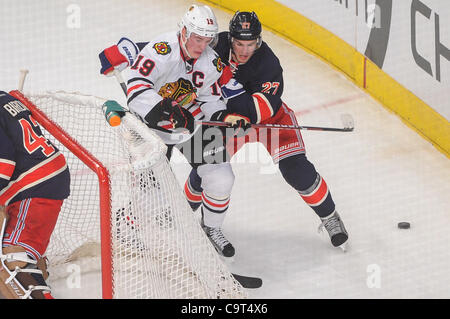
153,41,171,55
212,57,224,73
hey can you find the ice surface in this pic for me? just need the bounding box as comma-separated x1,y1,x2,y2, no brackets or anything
2,0,449,299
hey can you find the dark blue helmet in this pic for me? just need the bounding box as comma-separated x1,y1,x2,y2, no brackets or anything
229,11,262,47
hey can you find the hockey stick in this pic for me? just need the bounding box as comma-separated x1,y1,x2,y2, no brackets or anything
112,70,354,133
199,113,355,132
113,69,128,96
18,69,29,92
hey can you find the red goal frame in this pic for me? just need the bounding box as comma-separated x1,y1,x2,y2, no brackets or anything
10,90,114,299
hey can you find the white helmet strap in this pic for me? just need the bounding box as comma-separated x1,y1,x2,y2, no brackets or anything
178,30,196,72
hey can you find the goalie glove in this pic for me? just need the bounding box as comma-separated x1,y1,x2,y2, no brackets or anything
144,98,195,133
211,110,251,137
99,37,139,75
158,78,197,107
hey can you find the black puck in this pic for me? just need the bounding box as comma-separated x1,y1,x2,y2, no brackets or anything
398,222,410,229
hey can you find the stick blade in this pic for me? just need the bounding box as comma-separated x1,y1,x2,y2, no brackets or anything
231,273,263,289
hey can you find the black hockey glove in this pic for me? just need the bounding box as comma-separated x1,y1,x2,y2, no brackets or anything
144,98,195,133
211,110,252,137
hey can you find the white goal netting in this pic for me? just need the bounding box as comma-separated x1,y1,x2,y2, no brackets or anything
18,91,246,299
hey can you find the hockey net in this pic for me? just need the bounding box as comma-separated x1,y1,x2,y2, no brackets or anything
10,90,246,299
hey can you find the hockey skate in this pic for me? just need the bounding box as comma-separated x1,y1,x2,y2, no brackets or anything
318,211,349,251
201,223,235,258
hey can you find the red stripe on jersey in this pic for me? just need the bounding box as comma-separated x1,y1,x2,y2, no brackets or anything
0,160,15,180
160,124,174,130
273,148,304,162
127,84,151,95
0,153,67,206
300,177,329,206
201,192,230,208
252,93,274,123
191,107,202,117
184,181,201,202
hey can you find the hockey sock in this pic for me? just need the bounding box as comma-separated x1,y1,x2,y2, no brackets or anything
279,154,335,218
183,168,203,211
201,191,230,228
298,173,336,218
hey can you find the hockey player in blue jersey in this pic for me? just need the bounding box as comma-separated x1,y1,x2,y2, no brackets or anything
0,91,70,299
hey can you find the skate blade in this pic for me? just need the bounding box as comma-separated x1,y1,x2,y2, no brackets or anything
337,241,349,252
219,254,235,265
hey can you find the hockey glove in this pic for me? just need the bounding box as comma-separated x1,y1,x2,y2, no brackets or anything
99,37,139,75
158,78,197,107
218,63,244,100
220,79,245,100
218,61,238,86
145,98,195,133
211,110,251,137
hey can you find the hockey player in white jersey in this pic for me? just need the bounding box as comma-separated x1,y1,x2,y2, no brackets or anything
99,5,250,257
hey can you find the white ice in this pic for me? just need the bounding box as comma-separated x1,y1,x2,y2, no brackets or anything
1,0,449,299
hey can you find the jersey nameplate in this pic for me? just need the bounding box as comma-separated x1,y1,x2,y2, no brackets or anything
3,101,28,117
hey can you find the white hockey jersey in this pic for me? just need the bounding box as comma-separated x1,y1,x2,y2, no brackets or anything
124,31,226,144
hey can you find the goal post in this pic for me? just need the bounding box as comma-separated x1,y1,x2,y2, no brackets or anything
9,90,246,299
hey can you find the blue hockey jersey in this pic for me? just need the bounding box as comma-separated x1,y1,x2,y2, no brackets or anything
0,91,70,206
214,32,285,124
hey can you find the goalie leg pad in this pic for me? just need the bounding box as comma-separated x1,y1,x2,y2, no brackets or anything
0,246,52,299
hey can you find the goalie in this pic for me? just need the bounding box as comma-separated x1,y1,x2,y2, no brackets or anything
0,91,70,299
